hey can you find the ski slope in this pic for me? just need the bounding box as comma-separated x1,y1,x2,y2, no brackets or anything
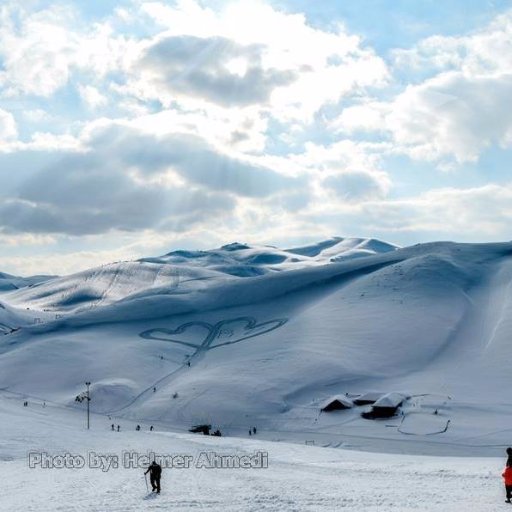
0,394,506,512
1,238,512,457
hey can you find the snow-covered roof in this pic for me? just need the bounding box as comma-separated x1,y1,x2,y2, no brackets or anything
373,392,405,408
320,395,353,409
354,391,384,403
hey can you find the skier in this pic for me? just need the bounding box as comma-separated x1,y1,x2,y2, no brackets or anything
145,461,162,493
150,426,154,431
136,425,141,431
153,387,156,393
117,425,120,432
253,427,257,435
507,447,512,468
111,424,115,431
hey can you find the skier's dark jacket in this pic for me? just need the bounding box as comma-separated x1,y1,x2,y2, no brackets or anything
146,462,162,477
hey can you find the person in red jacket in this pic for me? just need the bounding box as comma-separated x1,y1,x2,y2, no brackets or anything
503,448,512,503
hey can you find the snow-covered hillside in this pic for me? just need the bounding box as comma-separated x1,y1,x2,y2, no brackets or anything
2,237,397,314
1,238,512,457
0,271,54,292
0,394,505,512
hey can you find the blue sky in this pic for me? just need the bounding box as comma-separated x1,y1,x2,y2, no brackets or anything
0,0,512,275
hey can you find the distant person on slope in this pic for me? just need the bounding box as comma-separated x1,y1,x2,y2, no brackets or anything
145,461,162,493
507,447,512,468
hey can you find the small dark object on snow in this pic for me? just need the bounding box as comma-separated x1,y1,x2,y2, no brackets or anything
189,424,211,435
136,425,141,431
212,429,222,437
150,426,154,431
111,424,115,431
253,427,257,435
117,425,120,432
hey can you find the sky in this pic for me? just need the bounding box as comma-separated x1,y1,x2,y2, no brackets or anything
1,0,512,275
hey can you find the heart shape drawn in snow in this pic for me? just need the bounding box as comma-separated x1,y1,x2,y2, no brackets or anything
139,316,287,352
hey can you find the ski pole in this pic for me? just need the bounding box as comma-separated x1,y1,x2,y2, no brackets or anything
144,473,149,492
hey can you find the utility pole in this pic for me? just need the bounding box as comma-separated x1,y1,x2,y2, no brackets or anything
75,382,92,430
86,382,91,430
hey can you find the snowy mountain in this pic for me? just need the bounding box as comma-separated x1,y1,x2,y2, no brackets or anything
1,238,512,456
2,237,397,314
0,271,55,292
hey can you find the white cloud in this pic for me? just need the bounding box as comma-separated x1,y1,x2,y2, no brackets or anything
388,73,512,163
326,183,512,238
0,108,17,141
392,10,512,77
0,5,76,96
0,4,134,98
78,85,108,109
337,72,512,164
134,0,389,122
334,10,512,165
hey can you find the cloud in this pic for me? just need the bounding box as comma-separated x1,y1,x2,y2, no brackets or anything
135,0,388,121
390,73,512,163
0,122,304,236
353,184,512,237
0,4,133,97
391,10,512,77
0,108,17,140
323,170,390,202
78,85,108,109
139,35,296,107
337,72,512,165
0,5,75,96
85,123,303,197
0,156,169,236
334,10,512,165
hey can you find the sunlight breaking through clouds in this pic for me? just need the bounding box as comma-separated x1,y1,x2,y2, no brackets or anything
0,0,511,274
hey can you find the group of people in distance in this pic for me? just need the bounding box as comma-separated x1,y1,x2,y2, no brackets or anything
110,423,154,432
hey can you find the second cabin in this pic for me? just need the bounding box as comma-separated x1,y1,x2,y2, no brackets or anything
361,392,406,419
